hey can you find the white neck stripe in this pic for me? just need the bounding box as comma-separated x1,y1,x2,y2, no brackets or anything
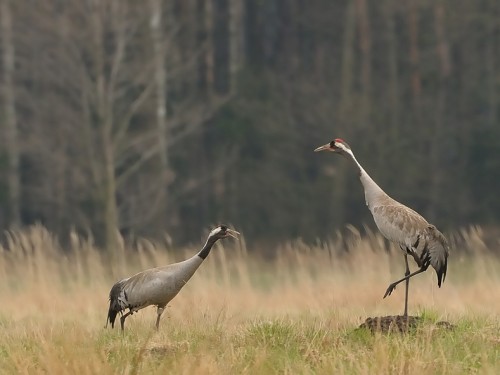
209,227,222,237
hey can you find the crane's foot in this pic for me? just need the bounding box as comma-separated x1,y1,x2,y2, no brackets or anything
383,283,397,298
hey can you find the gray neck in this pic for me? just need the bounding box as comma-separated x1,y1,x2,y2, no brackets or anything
347,151,389,208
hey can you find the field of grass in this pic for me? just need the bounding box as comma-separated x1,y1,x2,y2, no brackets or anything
0,225,499,374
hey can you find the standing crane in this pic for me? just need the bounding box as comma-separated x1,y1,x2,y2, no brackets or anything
315,138,449,316
106,225,239,331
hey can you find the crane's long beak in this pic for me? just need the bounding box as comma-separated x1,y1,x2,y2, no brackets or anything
226,229,240,238
314,143,331,152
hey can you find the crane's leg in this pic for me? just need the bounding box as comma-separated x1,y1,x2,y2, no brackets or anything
404,254,410,317
383,264,429,300
120,311,133,331
155,306,165,331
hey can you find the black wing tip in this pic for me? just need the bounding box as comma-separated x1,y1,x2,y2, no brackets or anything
107,283,124,329
436,258,448,288
107,309,118,328
437,276,443,288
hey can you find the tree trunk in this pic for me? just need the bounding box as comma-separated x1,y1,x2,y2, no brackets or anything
213,0,229,94
197,0,215,94
228,0,244,94
384,0,399,141
407,0,422,123
149,0,171,229
90,0,119,254
339,0,356,120
354,0,372,125
486,0,497,129
428,1,450,219
335,1,357,228
0,0,21,227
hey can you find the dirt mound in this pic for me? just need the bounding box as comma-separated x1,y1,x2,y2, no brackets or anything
358,315,454,333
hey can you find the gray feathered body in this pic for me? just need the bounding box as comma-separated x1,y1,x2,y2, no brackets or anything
107,256,203,328
358,156,449,286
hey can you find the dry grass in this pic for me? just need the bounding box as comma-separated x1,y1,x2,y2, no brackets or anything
0,224,499,374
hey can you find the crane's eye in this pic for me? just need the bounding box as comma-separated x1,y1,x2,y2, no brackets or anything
330,141,335,148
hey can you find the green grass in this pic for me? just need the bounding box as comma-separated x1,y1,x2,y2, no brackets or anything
1,312,498,374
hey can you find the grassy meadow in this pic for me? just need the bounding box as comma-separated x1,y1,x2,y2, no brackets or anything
0,225,499,374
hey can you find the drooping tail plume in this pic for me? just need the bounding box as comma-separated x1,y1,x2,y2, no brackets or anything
106,282,124,328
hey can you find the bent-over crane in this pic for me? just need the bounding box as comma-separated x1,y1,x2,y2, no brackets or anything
315,138,449,316
106,225,239,331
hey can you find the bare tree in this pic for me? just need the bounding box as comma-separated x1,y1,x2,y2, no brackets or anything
485,0,498,129
149,0,172,228
228,0,244,94
407,0,422,122
354,0,372,124
0,0,20,226
339,0,356,122
384,0,400,141
428,1,451,219
67,0,230,244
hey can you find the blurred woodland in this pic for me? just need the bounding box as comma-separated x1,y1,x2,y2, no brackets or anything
0,0,499,249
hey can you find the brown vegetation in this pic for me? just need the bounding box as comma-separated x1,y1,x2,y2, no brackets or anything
0,225,499,373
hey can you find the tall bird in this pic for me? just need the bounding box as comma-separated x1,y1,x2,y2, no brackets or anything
315,138,449,316
106,225,239,331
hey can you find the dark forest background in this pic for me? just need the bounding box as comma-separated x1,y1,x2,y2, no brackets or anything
1,0,499,250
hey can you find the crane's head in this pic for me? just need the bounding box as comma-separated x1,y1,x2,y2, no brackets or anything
208,225,240,241
314,138,352,156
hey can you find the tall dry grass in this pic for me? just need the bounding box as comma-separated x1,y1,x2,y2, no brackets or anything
0,224,499,374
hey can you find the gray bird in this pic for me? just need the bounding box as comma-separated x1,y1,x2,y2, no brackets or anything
106,225,239,331
315,138,449,316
